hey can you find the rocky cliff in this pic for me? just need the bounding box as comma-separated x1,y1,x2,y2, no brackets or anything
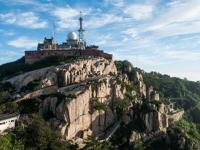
2,58,183,143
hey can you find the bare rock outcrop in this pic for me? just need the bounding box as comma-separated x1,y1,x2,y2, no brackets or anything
57,58,117,86
135,71,147,97
5,66,57,90
39,76,126,140
5,58,117,91
3,58,183,143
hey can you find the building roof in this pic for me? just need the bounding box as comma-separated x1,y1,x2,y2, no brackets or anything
0,113,19,121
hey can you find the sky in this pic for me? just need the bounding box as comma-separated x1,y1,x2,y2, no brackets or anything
0,0,200,81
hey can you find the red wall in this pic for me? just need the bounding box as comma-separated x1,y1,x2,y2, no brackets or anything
25,49,112,64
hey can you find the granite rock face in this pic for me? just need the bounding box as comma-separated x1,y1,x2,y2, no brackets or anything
3,58,183,142
141,104,169,132
135,71,147,97
39,76,126,140
6,58,119,140
5,58,117,90
57,58,117,86
5,66,56,90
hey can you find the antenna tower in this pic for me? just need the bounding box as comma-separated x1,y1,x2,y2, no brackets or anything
78,11,85,41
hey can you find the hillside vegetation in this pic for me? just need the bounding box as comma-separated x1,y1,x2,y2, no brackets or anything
113,60,200,149
0,114,77,150
115,60,200,124
142,71,200,124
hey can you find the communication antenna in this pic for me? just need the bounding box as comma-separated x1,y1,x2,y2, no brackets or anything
78,11,85,41
52,22,56,42
52,22,57,49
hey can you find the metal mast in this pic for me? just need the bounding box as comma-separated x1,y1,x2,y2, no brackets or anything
78,11,85,41
52,22,56,49
52,23,56,41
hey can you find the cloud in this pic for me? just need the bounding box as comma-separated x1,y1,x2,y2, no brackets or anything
164,1,200,23
0,12,48,29
130,55,161,65
85,14,123,29
123,4,154,20
8,36,38,49
93,34,125,48
0,49,24,64
161,50,200,61
0,29,15,36
0,0,36,5
113,52,162,66
53,7,80,21
119,1,200,40
169,72,200,81
52,6,122,30
122,28,139,39
143,1,200,37
52,7,80,30
0,0,53,12
93,34,113,45
104,0,124,7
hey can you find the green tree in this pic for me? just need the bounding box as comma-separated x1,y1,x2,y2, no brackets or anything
25,115,52,149
0,133,24,150
0,102,19,114
25,114,76,150
0,91,9,104
83,136,113,150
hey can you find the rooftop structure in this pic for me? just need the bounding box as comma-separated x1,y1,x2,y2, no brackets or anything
25,12,112,64
0,113,20,134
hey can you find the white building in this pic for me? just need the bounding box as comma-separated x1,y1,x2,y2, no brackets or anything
0,113,20,134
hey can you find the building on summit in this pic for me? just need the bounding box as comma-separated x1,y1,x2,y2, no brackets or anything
25,13,112,64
